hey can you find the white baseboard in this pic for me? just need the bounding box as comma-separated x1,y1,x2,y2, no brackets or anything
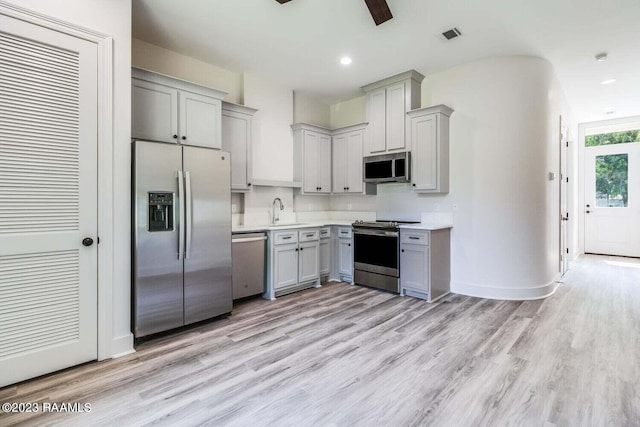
109,333,135,359
451,275,560,300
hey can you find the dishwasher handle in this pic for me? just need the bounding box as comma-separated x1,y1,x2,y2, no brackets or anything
232,236,267,243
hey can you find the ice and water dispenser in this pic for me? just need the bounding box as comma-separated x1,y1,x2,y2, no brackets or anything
148,192,174,232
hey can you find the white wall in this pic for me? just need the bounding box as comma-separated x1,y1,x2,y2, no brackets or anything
330,96,366,129
132,38,242,103
3,0,133,354
293,92,331,128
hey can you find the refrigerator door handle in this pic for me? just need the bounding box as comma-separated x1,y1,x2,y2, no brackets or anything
185,171,193,259
177,170,185,260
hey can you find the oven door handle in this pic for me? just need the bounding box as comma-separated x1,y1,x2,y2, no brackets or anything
353,228,398,237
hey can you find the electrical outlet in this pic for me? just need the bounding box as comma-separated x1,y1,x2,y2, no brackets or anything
347,203,353,211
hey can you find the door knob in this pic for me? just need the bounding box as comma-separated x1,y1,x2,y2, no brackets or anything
82,237,94,247
586,210,591,214
181,136,187,140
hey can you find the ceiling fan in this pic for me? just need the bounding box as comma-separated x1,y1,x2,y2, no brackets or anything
275,0,393,26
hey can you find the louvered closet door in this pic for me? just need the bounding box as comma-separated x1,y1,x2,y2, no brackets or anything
0,14,98,387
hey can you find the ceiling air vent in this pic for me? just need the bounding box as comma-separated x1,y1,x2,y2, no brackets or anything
442,28,462,41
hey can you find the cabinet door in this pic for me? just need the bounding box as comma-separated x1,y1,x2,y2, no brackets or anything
179,91,222,149
320,239,331,275
386,82,406,151
317,134,332,194
274,244,299,290
132,79,178,143
332,134,348,193
411,114,438,191
400,243,429,292
346,131,364,193
222,111,251,190
303,131,319,193
366,88,386,154
338,238,353,276
298,241,319,282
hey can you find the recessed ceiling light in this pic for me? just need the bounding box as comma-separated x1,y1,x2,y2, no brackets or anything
600,79,617,85
340,56,353,66
595,53,608,62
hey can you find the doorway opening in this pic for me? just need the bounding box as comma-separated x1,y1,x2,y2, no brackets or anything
581,121,640,258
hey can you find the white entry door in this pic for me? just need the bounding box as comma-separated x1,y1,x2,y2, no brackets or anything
585,142,640,257
0,14,98,387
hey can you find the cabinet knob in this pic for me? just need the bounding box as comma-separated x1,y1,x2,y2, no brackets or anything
346,187,349,191
300,247,304,251
181,136,187,140
401,249,404,253
348,243,351,247
172,134,178,139
295,248,299,251
248,183,252,187
412,183,416,187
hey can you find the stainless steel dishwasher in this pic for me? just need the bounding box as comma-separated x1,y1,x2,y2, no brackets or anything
231,232,267,300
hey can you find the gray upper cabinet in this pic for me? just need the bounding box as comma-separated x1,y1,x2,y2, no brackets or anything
332,123,367,194
408,105,454,193
132,79,178,143
132,68,226,149
362,70,424,155
292,123,332,195
221,102,257,192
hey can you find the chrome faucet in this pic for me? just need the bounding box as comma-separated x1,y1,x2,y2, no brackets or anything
271,197,284,224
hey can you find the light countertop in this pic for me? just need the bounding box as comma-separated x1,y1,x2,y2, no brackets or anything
399,223,453,231
232,220,355,233
233,221,452,233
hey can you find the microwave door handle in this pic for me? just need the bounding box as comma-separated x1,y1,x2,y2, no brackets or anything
391,158,396,179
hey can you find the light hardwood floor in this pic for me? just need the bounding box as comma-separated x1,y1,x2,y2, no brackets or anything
1,255,639,426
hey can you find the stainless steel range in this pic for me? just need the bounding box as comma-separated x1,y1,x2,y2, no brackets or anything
352,220,418,293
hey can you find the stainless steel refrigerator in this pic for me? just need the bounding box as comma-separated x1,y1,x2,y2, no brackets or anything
132,140,232,338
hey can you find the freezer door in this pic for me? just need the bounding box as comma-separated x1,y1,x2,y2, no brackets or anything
183,147,232,324
132,141,184,337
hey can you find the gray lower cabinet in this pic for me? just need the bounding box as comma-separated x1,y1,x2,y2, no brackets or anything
334,226,353,282
266,228,320,299
319,227,331,280
400,228,451,302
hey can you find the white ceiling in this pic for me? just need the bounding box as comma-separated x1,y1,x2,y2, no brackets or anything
133,0,640,124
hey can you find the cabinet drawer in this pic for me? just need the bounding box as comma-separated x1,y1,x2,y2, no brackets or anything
273,230,298,245
299,229,319,242
400,230,429,246
337,227,352,239
319,227,331,239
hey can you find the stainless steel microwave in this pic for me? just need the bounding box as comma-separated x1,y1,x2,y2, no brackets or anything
363,152,411,183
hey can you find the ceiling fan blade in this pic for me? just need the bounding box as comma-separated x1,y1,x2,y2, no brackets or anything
363,0,393,26
275,0,292,3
